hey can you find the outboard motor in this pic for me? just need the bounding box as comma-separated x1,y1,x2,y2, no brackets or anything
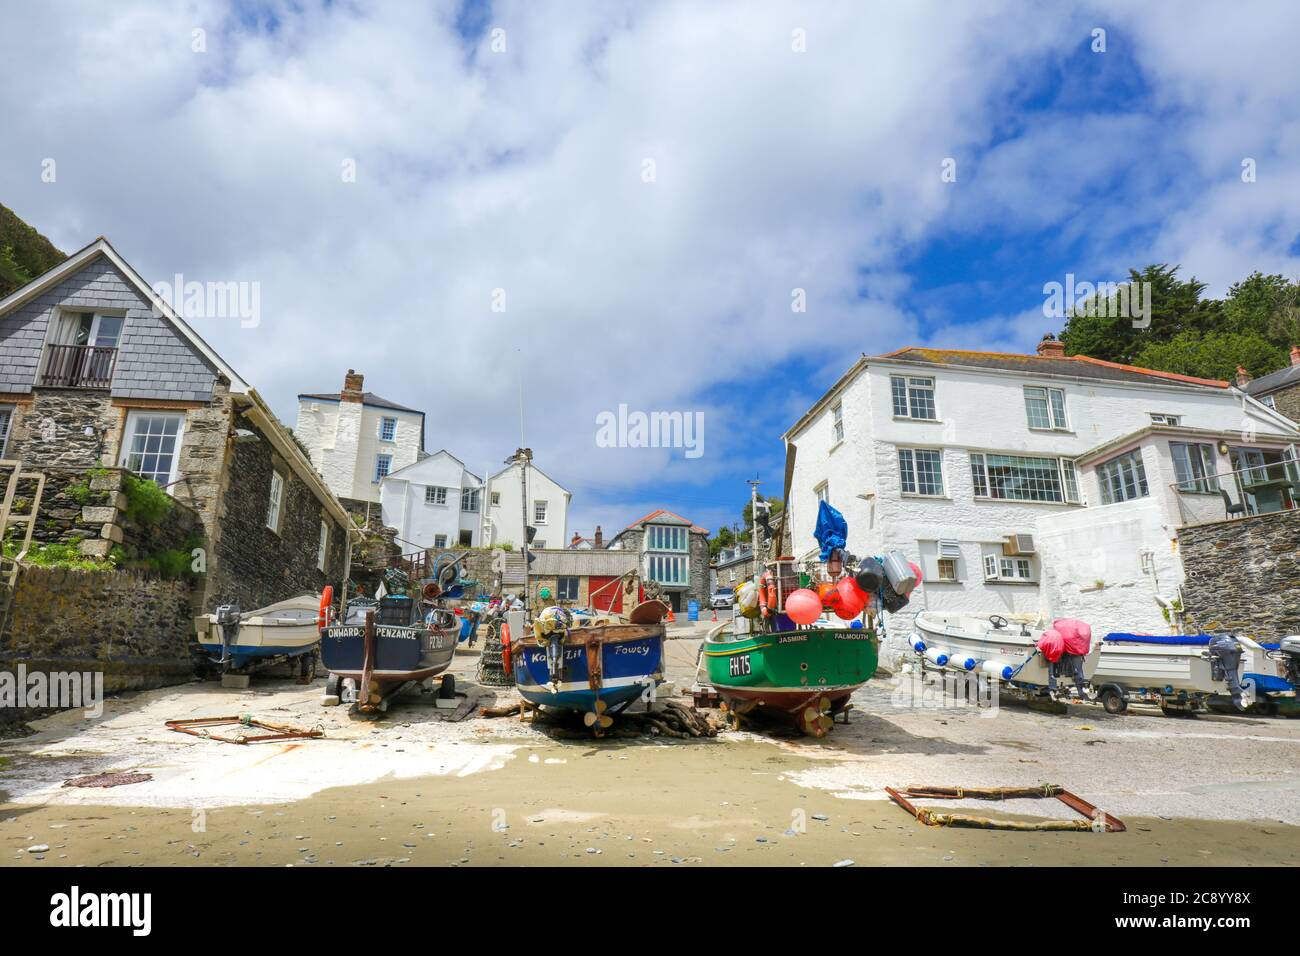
1276,636,1300,688
215,603,241,665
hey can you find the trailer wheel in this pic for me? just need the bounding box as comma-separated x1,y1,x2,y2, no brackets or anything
324,674,342,698
1099,687,1127,715
439,674,457,700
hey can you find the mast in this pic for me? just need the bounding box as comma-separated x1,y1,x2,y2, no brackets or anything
516,446,533,612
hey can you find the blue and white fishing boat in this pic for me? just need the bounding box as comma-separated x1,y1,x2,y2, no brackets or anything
197,594,321,672
509,605,667,733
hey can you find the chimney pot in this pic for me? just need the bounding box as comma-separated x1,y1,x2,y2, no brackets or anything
1235,365,1253,388
1036,333,1066,358
1291,345,1300,367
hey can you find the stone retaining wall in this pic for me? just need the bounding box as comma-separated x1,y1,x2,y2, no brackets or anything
1177,510,1300,638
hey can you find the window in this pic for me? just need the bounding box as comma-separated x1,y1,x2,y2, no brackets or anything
984,554,1034,582
1150,413,1182,426
1023,386,1068,430
814,481,829,506
970,453,1080,504
937,558,958,582
266,471,285,533
647,553,688,585
891,376,937,420
434,534,448,549
379,417,396,442
317,521,329,571
120,411,184,485
458,529,473,546
534,500,548,524
0,405,12,458
49,310,125,349
898,448,944,496
490,491,501,506
646,524,688,551
831,402,844,444
461,487,480,512
425,485,447,506
1261,395,1276,409
1170,442,1219,493
1097,449,1149,504
556,576,580,601
374,454,392,482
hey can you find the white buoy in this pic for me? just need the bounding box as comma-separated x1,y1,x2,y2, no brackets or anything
952,655,977,671
980,660,1014,681
911,633,927,653
924,647,949,667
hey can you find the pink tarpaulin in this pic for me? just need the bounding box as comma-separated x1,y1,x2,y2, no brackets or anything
1053,618,1093,655
1037,627,1065,663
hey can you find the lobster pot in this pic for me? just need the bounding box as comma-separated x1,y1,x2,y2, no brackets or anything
475,623,515,687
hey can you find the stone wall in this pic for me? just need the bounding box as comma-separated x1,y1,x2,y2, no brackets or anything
1177,510,1300,638
3,388,122,469
205,409,348,613
1272,383,1300,424
0,566,197,724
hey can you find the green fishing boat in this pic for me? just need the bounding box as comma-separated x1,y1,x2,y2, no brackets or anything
703,624,879,736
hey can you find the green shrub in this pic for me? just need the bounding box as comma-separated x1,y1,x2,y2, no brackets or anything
122,474,173,525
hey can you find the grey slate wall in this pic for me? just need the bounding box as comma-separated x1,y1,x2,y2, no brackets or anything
0,255,218,402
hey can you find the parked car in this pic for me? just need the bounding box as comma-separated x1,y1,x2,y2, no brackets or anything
710,588,735,610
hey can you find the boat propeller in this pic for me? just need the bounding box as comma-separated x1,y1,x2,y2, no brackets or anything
799,696,834,738
583,698,614,732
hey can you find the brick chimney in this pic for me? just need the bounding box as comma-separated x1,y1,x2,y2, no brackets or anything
1291,345,1300,367
1036,333,1066,358
341,369,364,403
1235,365,1253,388
594,525,603,548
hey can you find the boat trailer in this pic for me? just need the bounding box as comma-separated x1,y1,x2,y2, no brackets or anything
165,714,324,745
885,784,1125,832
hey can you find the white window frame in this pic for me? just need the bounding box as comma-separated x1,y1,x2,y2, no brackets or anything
267,470,285,533
1150,413,1182,426
317,520,329,571
119,410,186,486
1023,386,1068,431
434,534,448,549
425,485,447,506
983,553,1035,582
936,557,959,582
814,481,829,506
970,452,1080,504
534,500,548,524
898,447,945,497
1097,449,1150,504
1170,441,1219,494
647,524,688,551
461,486,481,513
0,404,13,458
379,416,397,442
46,307,127,349
374,453,392,483
490,491,501,506
831,401,844,445
891,375,938,421
556,575,580,601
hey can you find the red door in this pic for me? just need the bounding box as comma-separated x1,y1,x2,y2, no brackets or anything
589,576,624,613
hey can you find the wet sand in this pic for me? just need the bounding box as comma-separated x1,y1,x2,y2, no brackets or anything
5,736,1297,867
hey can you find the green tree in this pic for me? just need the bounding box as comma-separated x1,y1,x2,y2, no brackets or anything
1133,330,1285,381
0,204,67,298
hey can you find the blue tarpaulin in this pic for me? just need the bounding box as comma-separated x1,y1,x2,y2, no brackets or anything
814,500,847,561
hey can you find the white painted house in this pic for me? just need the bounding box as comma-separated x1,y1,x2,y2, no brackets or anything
379,449,483,550
294,370,425,507
783,337,1300,647
481,461,571,550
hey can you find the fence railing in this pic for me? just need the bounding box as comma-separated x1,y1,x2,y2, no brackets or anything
1170,455,1300,525
38,344,117,388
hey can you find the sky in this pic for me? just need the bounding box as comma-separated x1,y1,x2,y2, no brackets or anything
2,0,1299,541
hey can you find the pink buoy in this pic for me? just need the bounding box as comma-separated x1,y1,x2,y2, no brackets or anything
909,561,924,588
784,588,822,626
834,577,866,618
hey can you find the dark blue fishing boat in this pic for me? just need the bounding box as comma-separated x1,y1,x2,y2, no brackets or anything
510,606,667,733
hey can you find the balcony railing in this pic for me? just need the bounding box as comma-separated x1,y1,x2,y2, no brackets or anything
1170,455,1300,525
38,344,118,388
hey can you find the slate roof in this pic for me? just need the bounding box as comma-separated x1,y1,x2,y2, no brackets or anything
298,391,425,414
1246,362,1300,397
879,348,1229,389
619,509,709,535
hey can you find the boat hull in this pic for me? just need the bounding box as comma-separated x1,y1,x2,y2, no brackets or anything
196,596,321,670
913,612,1101,690
703,627,879,735
512,621,665,718
320,621,458,686
1095,635,1218,694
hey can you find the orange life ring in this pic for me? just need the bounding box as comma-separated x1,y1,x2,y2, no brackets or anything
501,621,512,672
758,571,775,618
317,586,334,633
